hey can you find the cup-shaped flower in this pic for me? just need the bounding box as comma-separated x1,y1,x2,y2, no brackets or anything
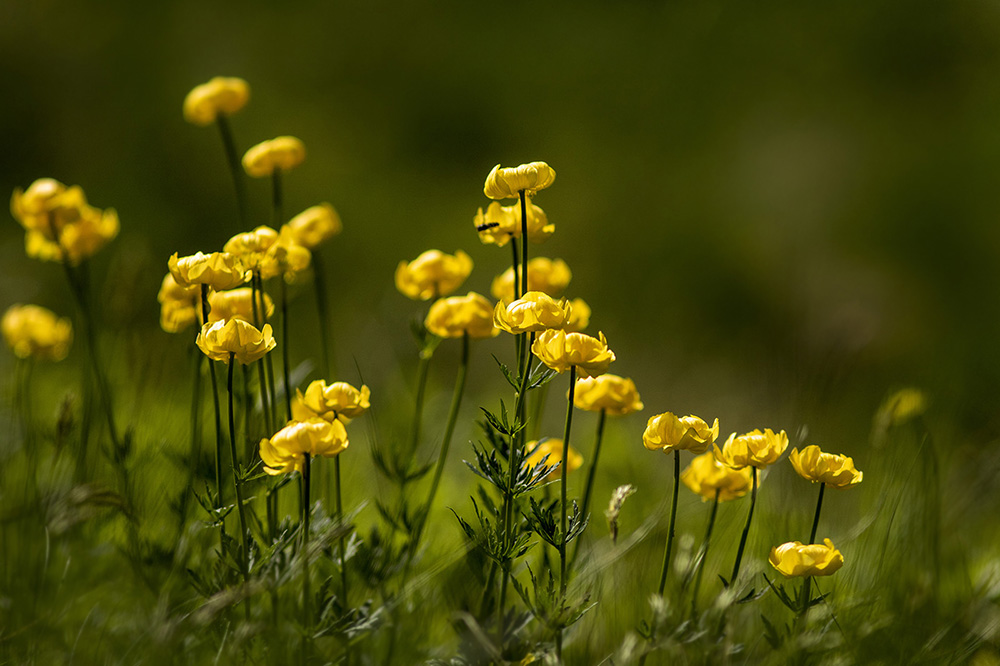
425,292,498,339
292,380,371,423
484,162,556,200
525,438,583,481
195,318,276,365
208,287,275,323
643,412,719,454
11,178,66,230
713,428,789,469
286,203,342,249
242,136,306,177
260,226,312,281
168,251,249,291
395,249,473,301
573,373,643,416
563,297,591,332
223,226,279,272
260,418,348,475
493,291,571,334
183,76,250,126
158,274,202,333
681,451,754,502
2,304,72,361
13,181,119,265
490,257,571,302
769,538,844,578
473,199,554,246
789,446,863,489
531,329,615,378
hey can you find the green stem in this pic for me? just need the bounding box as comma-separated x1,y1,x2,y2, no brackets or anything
571,408,606,567
334,455,348,607
800,483,826,622
301,455,312,663
227,353,252,621
312,251,334,377
215,114,247,229
657,449,681,596
241,363,252,463
201,286,226,537
690,489,720,617
281,279,293,422
257,361,274,437
809,483,826,544
518,190,528,296
556,366,578,663
409,352,432,459
730,466,759,584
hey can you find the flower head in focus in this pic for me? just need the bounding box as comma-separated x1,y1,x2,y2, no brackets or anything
395,249,473,301
484,162,556,200
242,136,306,177
425,292,498,339
2,304,72,361
789,445,863,489
260,418,348,475
208,288,274,323
493,291,571,334
474,200,554,246
292,380,371,423
642,412,719,454
168,251,249,291
158,274,202,333
524,438,583,481
490,258,571,302
287,203,342,249
195,318,276,364
573,374,643,416
681,451,754,502
183,77,250,126
769,539,844,578
713,428,789,469
531,329,615,378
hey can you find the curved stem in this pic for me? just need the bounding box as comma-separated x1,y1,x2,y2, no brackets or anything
281,278,292,422
215,114,247,229
690,489,720,617
571,408,606,567
227,353,251,621
809,483,826,544
730,466,759,584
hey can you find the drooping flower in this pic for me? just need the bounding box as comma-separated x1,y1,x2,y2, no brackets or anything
242,136,306,177
473,199,554,246
291,380,371,423
493,291,571,334
490,257,571,302
395,249,473,301
158,274,202,333
563,297,591,332
484,162,556,200
524,438,583,481
195,318,276,364
183,76,250,126
2,304,72,361
789,446,863,489
642,412,719,454
713,428,789,469
286,203,342,249
260,418,349,475
208,288,275,323
13,180,119,265
531,329,615,378
681,451,754,502
168,251,249,291
573,374,643,416
769,538,844,578
424,292,498,339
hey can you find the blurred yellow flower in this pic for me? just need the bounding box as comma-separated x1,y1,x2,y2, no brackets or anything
713,428,789,469
395,249,473,301
11,178,67,230
158,274,201,333
524,438,583,480
531,329,615,378
260,226,312,281
490,257,571,302
789,446,863,489
484,162,556,200
425,292,498,339
573,374,643,415
768,538,844,578
224,226,279,271
208,287,274,323
493,291,571,334
880,387,927,426
563,297,591,332
292,379,371,423
642,412,719,454
13,180,119,265
286,203,342,249
195,319,276,364
169,251,249,291
681,451,754,502
473,199,554,246
2,304,72,361
260,418,348,475
242,136,306,177
182,76,250,126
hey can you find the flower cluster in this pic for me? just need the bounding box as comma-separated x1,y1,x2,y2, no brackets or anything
2,304,73,361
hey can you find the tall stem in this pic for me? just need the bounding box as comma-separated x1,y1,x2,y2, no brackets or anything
809,483,826,544
518,190,528,297
301,455,312,663
281,278,293,422
334,454,350,622
409,353,432,459
690,489,720,617
253,272,279,429
556,366,578,662
730,466,759,584
201,286,226,527
216,114,247,229
656,450,681,596
227,354,252,621
571,408,606,567
800,483,826,621
312,251,334,377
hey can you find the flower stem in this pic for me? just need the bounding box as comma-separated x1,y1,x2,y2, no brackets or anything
657,449,681,597
253,272,279,430
227,353,252,621
280,278,292,422
809,483,826,544
518,190,528,296
571,408,606,568
800,483,826,622
690,489,720,617
730,466,759,584
409,352,432,460
301,454,312,663
312,251,334,377
201,286,226,539
556,366,578,662
215,114,247,229
334,454,348,608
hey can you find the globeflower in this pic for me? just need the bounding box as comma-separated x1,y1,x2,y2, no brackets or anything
769,539,844,578
208,288,274,323
789,446,863,489
260,418,349,475
713,428,789,469
490,257,572,302
493,291,571,334
395,249,473,301
525,438,583,481
2,304,72,361
286,203,342,249
473,199,554,246
13,180,119,265
292,380,371,423
158,274,201,333
425,292,498,339
484,162,556,200
183,76,250,126
242,136,306,177
260,226,311,281
531,329,615,378
681,451,754,502
563,297,591,332
573,374,643,416
642,412,719,454
195,318,276,364
223,226,279,272
168,251,249,291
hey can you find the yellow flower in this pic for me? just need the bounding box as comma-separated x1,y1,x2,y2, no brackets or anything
768,538,844,578
260,226,312,281
182,76,250,126
493,291,571,334
13,181,119,265
642,412,719,454
242,136,306,177
531,329,615,378
168,251,249,291
713,428,789,469
195,319,276,364
291,380,371,423
473,199,554,246
395,249,473,301
573,374,643,415
208,288,275,323
223,226,279,272
490,257,571,302
484,162,556,200
789,446,863,489
286,203,342,249
158,274,202,333
260,418,348,475
563,297,591,332
2,304,72,361
681,451,754,502
879,388,927,427
524,438,583,481
10,178,67,230
425,292,498,339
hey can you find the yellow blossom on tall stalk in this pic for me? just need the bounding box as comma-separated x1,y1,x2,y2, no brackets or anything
532,329,615,378
292,380,371,423
260,418,349,475
242,136,307,177
12,179,119,265
643,413,720,454
182,77,250,126
208,288,274,323
682,451,754,502
573,374,643,416
286,203,342,249
2,304,72,361
425,292,498,339
524,439,583,481
224,225,279,272
473,199,554,246
195,318,276,364
260,226,311,281
484,162,557,200
714,428,789,469
769,539,844,578
395,249,473,301
789,446,863,489
157,274,202,333
491,258,572,302
493,291,572,334
168,251,250,291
